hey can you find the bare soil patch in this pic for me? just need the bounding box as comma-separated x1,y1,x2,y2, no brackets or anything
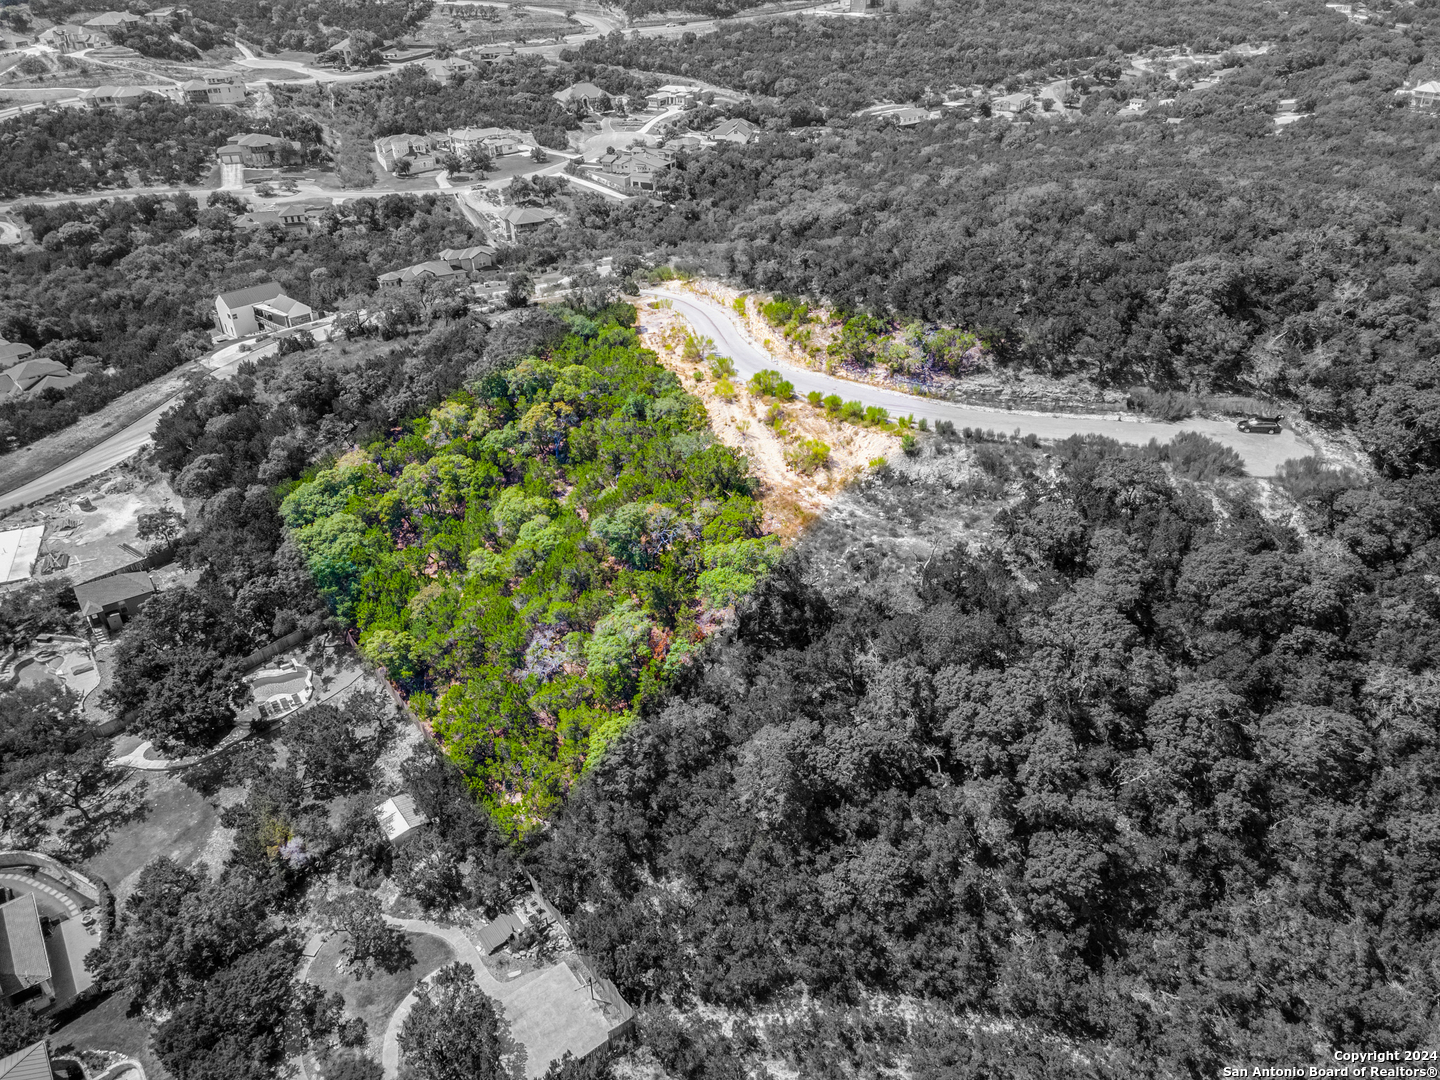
637,303,900,538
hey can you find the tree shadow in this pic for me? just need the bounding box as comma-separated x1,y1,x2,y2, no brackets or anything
55,778,151,862
496,1004,527,1080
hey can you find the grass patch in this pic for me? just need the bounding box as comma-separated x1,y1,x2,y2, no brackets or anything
84,771,218,902
51,991,174,1080
307,930,454,1052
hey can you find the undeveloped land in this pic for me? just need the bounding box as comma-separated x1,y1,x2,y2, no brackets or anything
637,302,900,538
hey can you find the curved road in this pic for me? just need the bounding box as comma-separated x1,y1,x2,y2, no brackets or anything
644,287,1313,477
0,330,307,513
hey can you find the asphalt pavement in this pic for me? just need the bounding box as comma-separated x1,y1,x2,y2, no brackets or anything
643,288,1314,477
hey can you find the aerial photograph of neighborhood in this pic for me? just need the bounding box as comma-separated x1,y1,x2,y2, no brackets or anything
0,0,1436,1077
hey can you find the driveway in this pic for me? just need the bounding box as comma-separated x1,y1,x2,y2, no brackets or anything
644,288,1314,477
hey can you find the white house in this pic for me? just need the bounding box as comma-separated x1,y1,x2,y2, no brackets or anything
1411,80,1440,108
644,84,698,110
374,794,430,844
214,281,311,338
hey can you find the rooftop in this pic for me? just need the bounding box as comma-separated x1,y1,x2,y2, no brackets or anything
72,571,156,616
255,296,314,318
0,894,51,1000
217,281,284,310
374,794,429,842
0,1041,52,1080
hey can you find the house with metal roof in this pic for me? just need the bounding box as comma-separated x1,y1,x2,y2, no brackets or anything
0,1040,53,1080
0,895,51,1006
374,794,430,844
72,572,155,631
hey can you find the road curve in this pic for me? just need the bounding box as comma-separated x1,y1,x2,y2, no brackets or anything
0,333,290,513
0,398,175,513
643,288,1313,477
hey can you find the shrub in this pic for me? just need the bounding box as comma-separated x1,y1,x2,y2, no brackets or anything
840,400,864,421
1143,430,1246,481
934,419,956,438
807,390,823,407
901,433,919,457
707,354,735,379
787,438,832,475
1129,385,1199,421
863,405,889,426
918,418,929,432
714,377,736,399
748,369,794,400
732,295,748,316
823,394,843,416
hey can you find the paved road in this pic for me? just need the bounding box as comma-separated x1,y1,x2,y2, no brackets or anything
644,288,1314,477
0,398,176,513
0,321,328,513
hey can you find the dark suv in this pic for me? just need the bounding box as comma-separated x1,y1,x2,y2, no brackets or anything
1237,415,1283,434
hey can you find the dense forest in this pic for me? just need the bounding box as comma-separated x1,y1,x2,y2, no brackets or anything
28,0,431,52
0,191,476,454
0,100,252,198
520,424,1440,1074
279,307,770,831
536,5,1440,473
104,302,584,754
576,0,1288,106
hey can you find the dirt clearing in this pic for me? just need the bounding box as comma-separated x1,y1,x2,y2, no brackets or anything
637,302,899,538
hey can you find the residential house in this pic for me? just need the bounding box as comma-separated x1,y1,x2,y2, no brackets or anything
219,133,300,167
144,6,193,23
0,358,85,399
415,55,476,83
439,244,496,270
383,45,433,64
253,294,315,331
601,146,672,191
374,794,429,844
38,24,104,51
214,281,313,337
0,1040,53,1080
73,572,155,631
375,133,438,173
0,876,98,1018
84,11,143,27
0,895,49,1007
83,85,160,108
477,911,529,954
707,117,760,144
644,84,698,110
1411,80,1440,108
472,43,516,63
447,126,533,157
488,205,559,243
991,92,1033,116
0,340,34,366
886,106,930,126
378,260,469,287
180,75,246,105
554,81,611,113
